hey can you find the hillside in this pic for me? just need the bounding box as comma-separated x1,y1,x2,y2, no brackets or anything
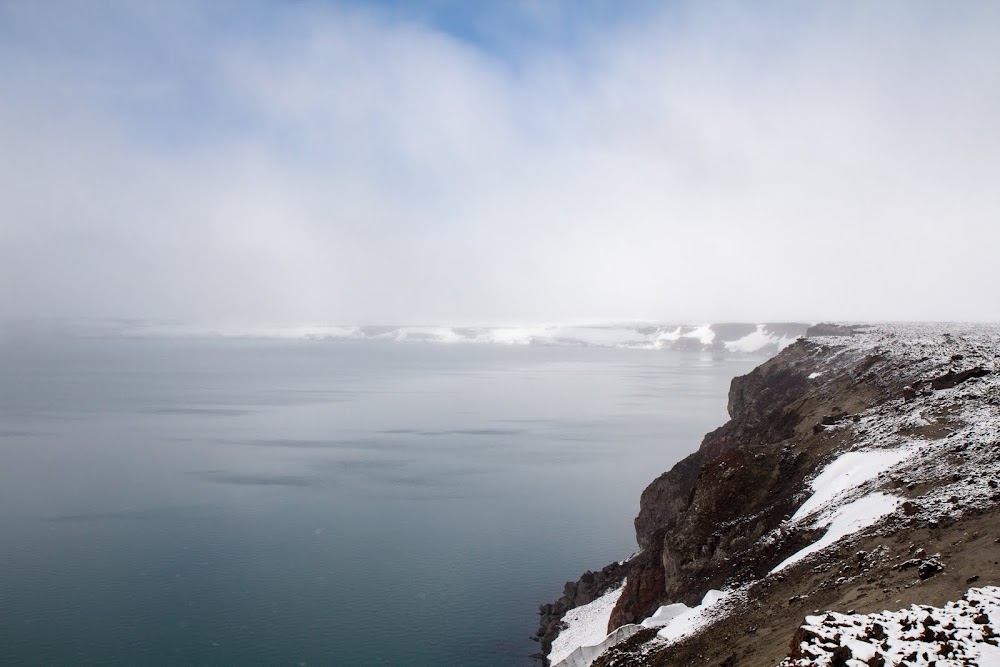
537,323,1000,666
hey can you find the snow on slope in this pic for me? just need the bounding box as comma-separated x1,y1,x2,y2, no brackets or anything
549,581,627,666
550,584,737,667
642,589,733,641
681,324,716,346
724,324,798,353
780,586,1000,666
791,446,919,523
771,493,902,574
762,444,920,574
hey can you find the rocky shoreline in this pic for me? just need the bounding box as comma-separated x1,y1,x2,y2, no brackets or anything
535,561,629,659
536,323,1000,666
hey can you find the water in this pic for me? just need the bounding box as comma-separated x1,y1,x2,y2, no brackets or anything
0,337,760,665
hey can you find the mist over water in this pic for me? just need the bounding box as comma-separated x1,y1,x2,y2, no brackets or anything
0,337,759,665
3,1,997,662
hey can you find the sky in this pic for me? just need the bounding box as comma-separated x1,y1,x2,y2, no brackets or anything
1,0,998,326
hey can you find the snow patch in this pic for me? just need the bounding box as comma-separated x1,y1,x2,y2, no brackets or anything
791,446,918,523
682,324,716,346
771,492,901,574
640,589,731,641
652,326,682,347
378,326,462,343
470,326,551,345
548,581,626,666
723,324,798,353
640,603,691,628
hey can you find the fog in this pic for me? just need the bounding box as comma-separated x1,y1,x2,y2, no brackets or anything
1,1,998,325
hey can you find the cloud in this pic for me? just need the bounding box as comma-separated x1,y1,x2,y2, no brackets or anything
1,1,998,324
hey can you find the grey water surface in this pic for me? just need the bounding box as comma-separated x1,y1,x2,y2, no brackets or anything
0,337,761,666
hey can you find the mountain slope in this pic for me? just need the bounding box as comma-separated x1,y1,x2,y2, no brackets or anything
538,323,1000,666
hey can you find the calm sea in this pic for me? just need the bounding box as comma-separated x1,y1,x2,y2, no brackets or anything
0,337,760,666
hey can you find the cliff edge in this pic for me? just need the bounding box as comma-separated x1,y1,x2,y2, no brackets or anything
537,323,1000,666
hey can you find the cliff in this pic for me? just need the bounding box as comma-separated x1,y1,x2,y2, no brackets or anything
537,323,1000,666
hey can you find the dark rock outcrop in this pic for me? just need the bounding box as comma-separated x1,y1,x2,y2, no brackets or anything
930,366,989,390
805,323,859,337
539,324,1000,666
611,338,888,625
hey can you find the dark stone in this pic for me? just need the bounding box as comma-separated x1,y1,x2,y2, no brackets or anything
822,413,851,426
806,323,859,337
918,558,945,580
930,366,989,391
865,623,887,640
830,645,853,667
787,626,822,660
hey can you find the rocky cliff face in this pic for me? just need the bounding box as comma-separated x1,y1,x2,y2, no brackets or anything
537,323,1000,666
